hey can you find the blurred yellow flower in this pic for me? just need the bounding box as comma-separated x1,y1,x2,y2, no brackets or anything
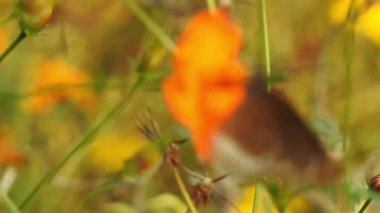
357,4,380,45
24,58,96,114
286,194,335,213
235,185,278,213
329,0,365,24
87,131,149,174
286,196,310,213
330,0,380,46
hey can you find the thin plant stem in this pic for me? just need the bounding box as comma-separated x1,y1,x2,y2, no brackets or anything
206,0,217,13
0,31,27,64
125,0,177,54
18,75,145,209
345,0,356,22
338,1,356,212
172,167,198,213
257,0,272,92
341,0,356,157
0,82,131,102
358,198,372,213
342,22,355,157
21,82,124,98
0,191,21,213
251,185,259,213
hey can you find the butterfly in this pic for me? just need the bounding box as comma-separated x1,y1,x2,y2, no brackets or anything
211,74,340,185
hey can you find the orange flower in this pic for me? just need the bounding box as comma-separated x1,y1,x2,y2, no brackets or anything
163,10,247,162
24,58,96,114
174,10,242,79
0,28,9,53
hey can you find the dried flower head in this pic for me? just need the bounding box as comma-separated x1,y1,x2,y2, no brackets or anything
369,174,380,192
164,143,181,167
188,182,214,207
186,173,231,208
134,109,161,141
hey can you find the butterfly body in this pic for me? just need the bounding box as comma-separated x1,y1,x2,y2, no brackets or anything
212,76,340,184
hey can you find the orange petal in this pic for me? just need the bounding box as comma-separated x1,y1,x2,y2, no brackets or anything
174,9,242,73
192,127,213,162
201,60,247,125
162,75,200,130
24,58,95,114
24,94,56,114
191,62,247,162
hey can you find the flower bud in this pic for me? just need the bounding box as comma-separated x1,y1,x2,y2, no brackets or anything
17,0,55,35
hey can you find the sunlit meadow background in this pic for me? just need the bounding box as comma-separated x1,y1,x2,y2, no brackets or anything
1,0,380,212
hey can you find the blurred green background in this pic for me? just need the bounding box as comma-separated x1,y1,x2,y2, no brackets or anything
0,0,380,212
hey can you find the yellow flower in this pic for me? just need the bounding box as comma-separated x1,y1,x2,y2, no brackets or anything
329,0,365,24
23,58,96,114
235,185,278,213
286,196,311,213
330,0,380,46
87,131,149,174
357,4,380,45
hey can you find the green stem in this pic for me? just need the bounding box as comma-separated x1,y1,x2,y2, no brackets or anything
125,0,177,54
172,167,197,213
0,82,130,102
0,191,21,213
342,0,356,157
18,75,144,209
206,0,217,13
358,198,372,213
342,25,354,156
257,0,272,92
345,0,356,22
339,1,356,212
0,31,27,64
251,185,259,213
